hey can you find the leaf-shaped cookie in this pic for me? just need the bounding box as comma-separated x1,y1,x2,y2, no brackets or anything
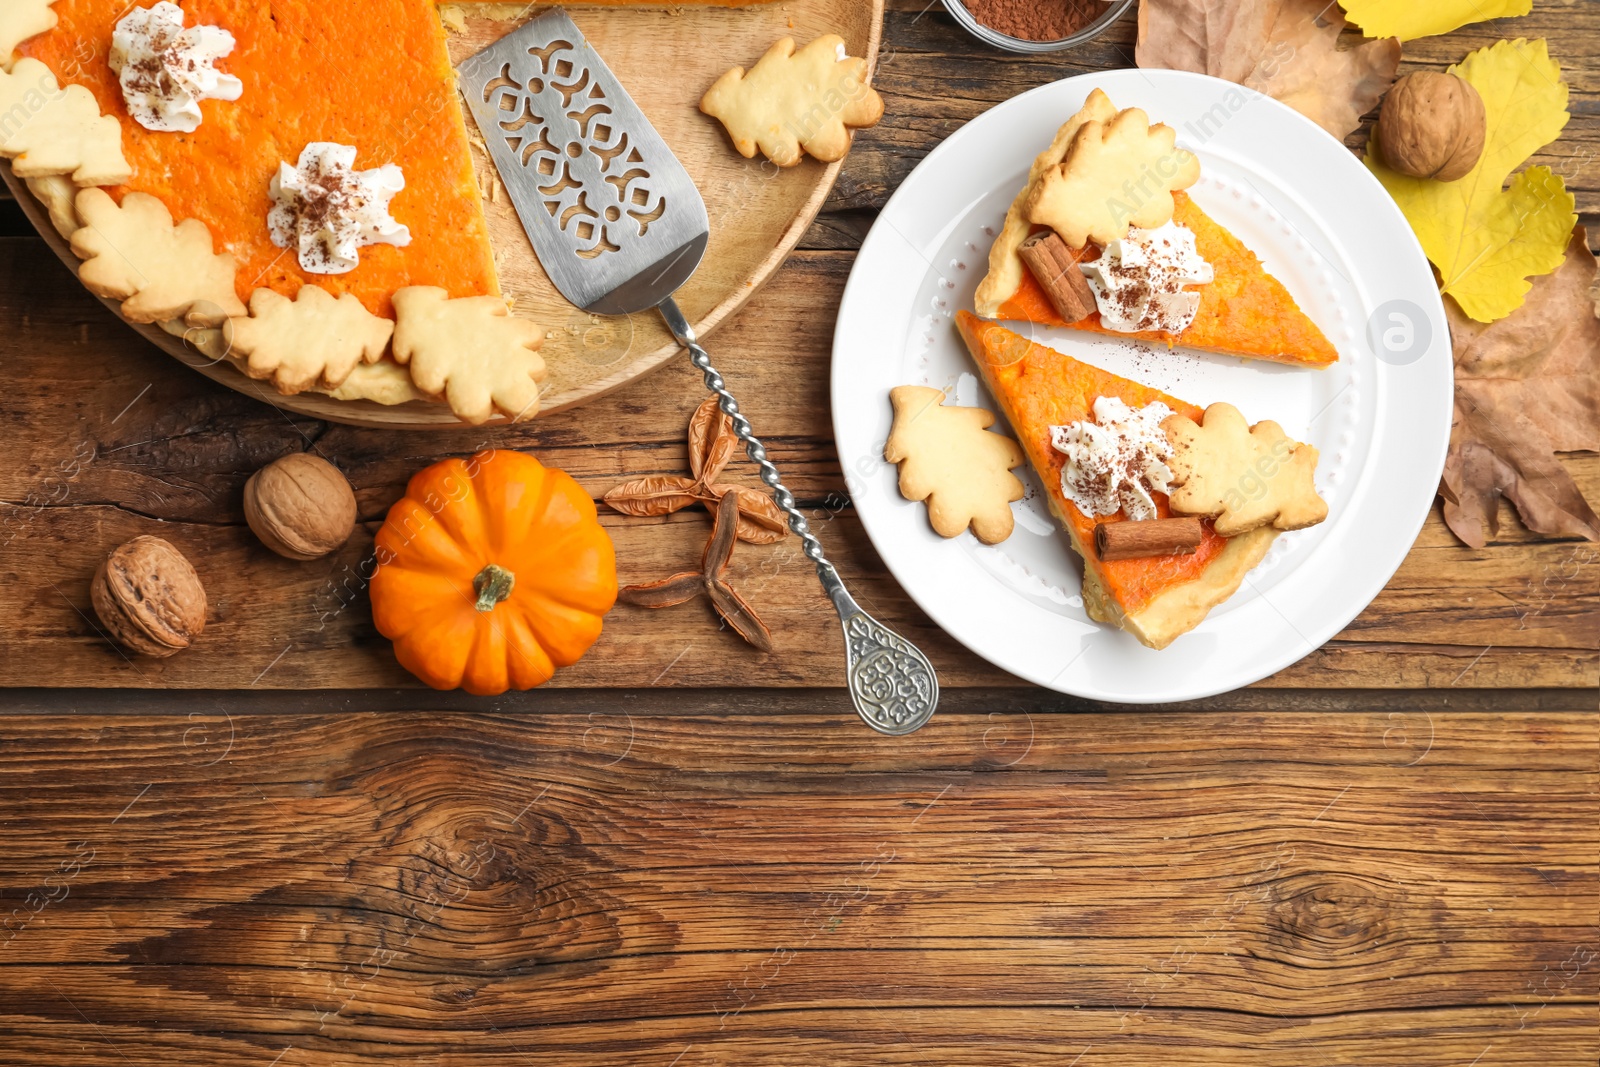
1339,0,1531,41
1162,403,1326,537
70,189,246,326
390,286,545,425
0,0,56,70
313,358,428,406
0,58,129,185
227,286,395,395
1025,105,1200,248
700,34,883,167
884,385,1025,545
1366,39,1573,324
25,173,77,238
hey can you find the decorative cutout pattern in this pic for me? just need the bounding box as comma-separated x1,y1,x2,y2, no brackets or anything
458,10,710,312
845,613,938,734
478,39,666,260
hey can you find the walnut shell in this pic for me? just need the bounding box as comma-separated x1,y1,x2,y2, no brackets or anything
90,536,206,657
244,453,358,561
1376,72,1486,182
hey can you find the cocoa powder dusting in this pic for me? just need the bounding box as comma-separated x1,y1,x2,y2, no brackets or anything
960,0,1109,42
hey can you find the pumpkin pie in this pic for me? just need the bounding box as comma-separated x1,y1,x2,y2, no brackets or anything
6,0,775,420
974,89,1338,368
956,310,1277,649
20,0,499,317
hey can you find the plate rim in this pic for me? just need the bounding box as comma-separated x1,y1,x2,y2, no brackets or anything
831,68,1454,703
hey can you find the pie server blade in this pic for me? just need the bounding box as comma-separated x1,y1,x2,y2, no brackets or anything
460,10,939,735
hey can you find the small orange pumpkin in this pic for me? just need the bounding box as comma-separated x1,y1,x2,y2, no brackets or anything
371,449,616,695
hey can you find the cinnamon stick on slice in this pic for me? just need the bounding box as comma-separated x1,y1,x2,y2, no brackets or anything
1018,230,1097,323
1094,517,1205,561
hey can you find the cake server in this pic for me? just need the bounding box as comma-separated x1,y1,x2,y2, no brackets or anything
459,10,939,735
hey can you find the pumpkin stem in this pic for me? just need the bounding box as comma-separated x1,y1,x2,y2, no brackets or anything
473,564,516,612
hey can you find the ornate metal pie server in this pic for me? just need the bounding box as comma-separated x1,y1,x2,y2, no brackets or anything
459,10,939,735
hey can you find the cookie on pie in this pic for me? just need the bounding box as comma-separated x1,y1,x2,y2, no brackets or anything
974,89,1338,368
21,0,499,319
956,310,1282,650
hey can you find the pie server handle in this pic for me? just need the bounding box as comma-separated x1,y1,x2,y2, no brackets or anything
659,298,940,736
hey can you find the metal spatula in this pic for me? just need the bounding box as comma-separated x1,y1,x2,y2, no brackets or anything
459,10,939,735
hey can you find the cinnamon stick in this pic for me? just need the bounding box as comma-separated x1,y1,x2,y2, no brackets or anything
1018,230,1096,323
1094,517,1205,561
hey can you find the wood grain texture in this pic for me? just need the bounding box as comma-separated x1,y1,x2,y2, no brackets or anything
0,11,1595,1065
1,237,1594,690
0,0,1596,690
0,705,1594,1065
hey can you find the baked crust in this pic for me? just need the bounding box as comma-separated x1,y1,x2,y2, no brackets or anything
14,0,547,422
1078,514,1277,650
958,309,1280,650
973,88,1116,319
24,174,79,238
973,89,1338,368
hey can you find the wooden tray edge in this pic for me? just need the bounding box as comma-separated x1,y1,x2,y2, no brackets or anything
0,0,884,430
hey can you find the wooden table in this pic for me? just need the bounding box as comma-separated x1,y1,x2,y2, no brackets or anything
1,2,1596,1063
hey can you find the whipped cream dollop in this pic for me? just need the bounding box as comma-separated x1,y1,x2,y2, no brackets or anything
110,2,243,134
1050,396,1175,521
268,143,410,275
1081,221,1214,334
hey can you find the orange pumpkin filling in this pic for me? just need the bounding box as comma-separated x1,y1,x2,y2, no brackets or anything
956,310,1230,613
996,192,1338,368
22,0,499,318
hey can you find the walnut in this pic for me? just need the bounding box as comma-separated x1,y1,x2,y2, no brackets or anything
1376,71,1486,182
244,453,358,561
90,536,207,657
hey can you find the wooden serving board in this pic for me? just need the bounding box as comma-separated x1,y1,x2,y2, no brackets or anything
1,0,884,428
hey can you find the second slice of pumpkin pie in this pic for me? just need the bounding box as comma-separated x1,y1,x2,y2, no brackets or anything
973,88,1339,368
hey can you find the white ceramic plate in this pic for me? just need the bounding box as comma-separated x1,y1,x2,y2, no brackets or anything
831,69,1452,703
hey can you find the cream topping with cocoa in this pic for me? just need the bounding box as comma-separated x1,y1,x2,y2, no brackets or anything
1050,396,1175,520
110,2,242,134
268,143,410,275
1080,221,1213,334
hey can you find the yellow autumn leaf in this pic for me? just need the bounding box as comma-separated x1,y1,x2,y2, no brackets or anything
1340,0,1531,41
1367,38,1574,324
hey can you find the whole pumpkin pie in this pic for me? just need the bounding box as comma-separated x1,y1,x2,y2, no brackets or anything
21,0,499,317
6,0,775,420
956,310,1280,649
974,88,1338,368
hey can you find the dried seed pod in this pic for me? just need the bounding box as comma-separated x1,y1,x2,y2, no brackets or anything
244,453,357,561
90,536,207,657
1376,71,1487,182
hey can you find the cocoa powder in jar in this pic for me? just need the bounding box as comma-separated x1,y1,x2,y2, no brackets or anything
959,0,1110,42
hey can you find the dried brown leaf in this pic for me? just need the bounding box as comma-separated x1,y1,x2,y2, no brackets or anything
603,475,699,518
1137,0,1400,139
1244,0,1400,139
1135,0,1273,84
687,394,739,483
705,578,774,652
1440,227,1600,546
618,572,704,608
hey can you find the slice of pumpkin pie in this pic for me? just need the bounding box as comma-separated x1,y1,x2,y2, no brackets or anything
974,88,1338,368
956,311,1328,649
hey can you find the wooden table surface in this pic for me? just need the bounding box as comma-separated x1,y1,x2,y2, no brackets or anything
1,2,1596,1064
